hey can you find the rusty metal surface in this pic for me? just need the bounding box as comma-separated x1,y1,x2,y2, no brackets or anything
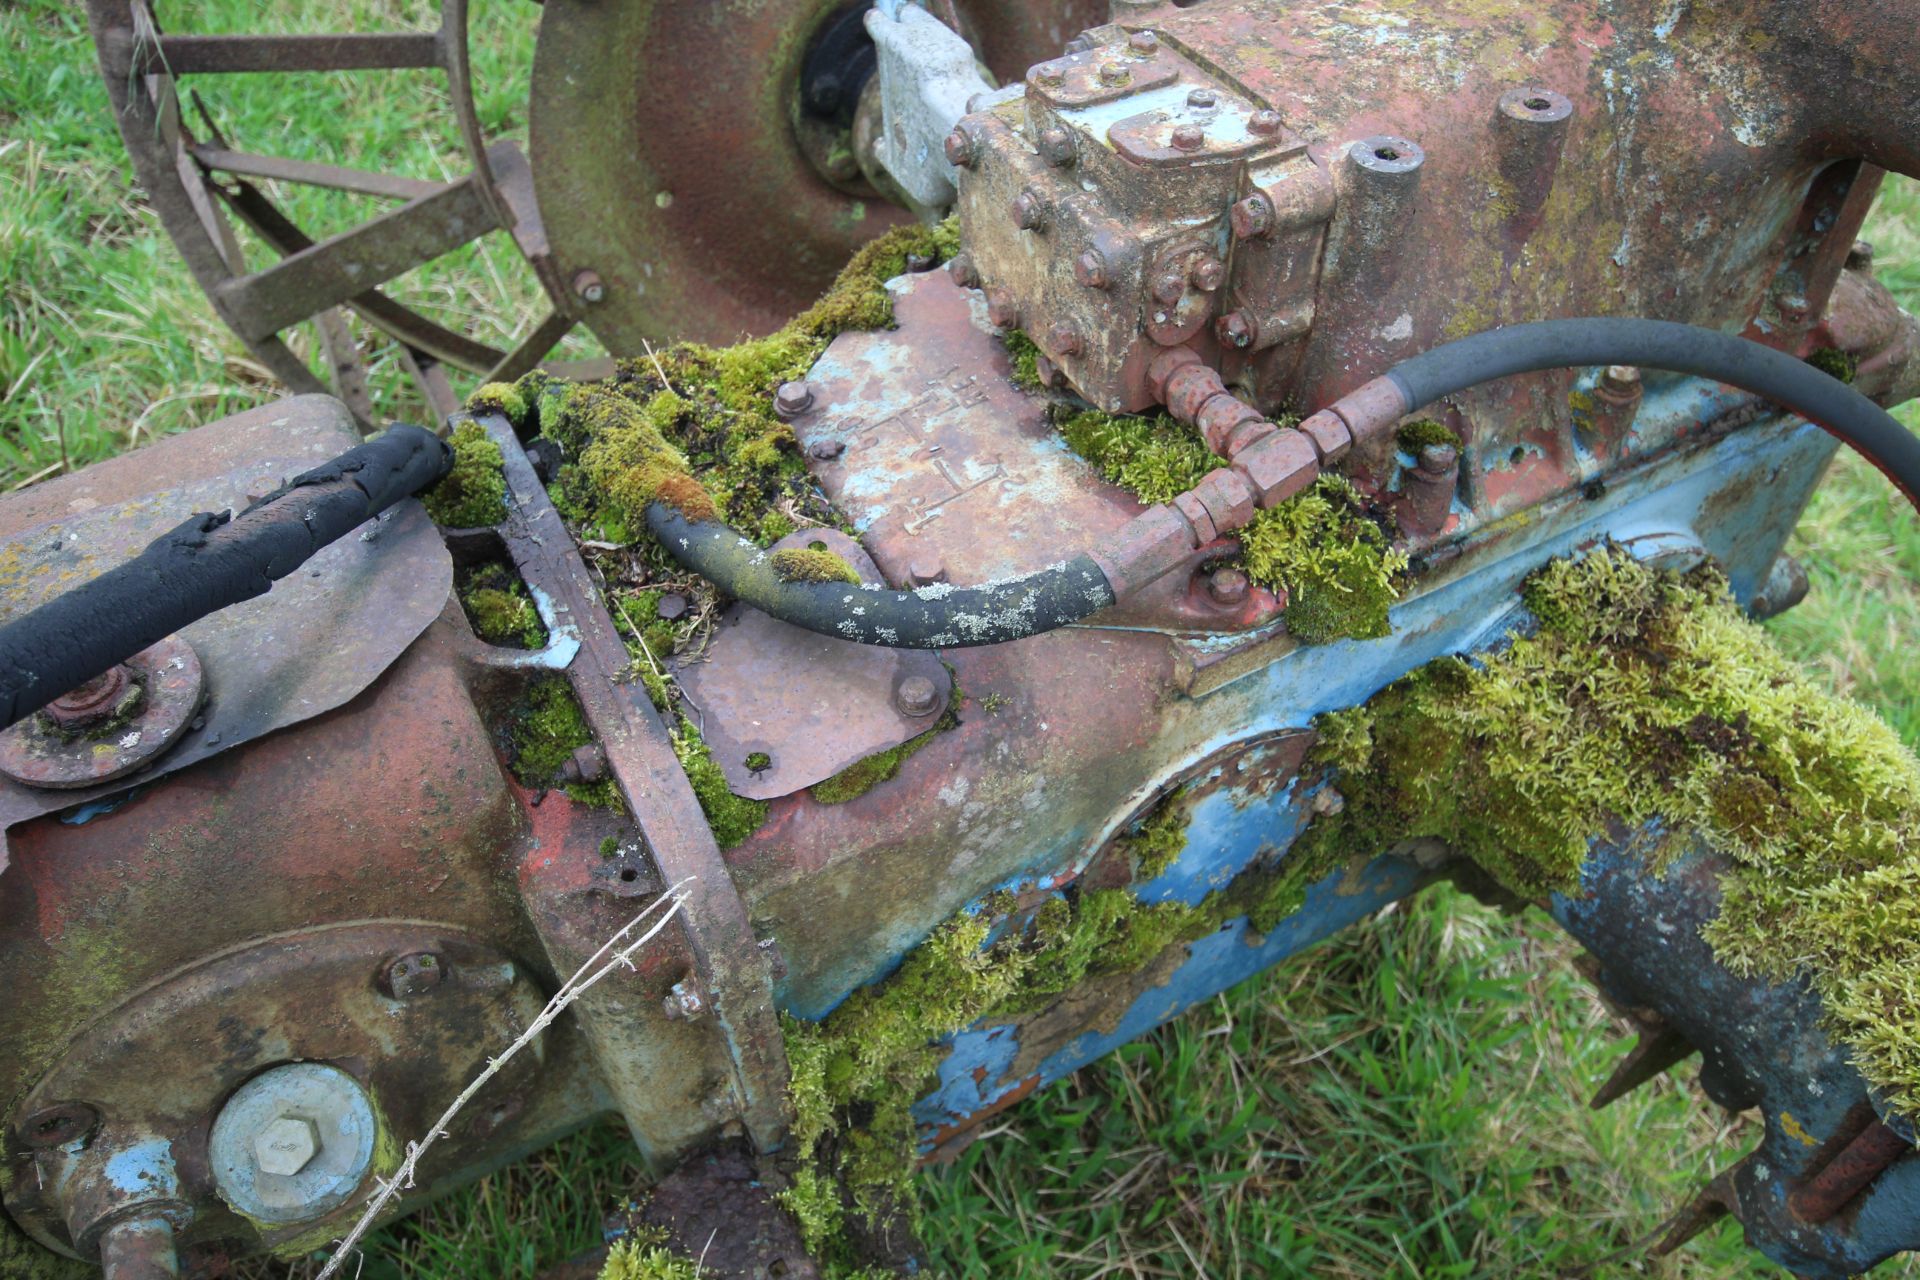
0,638,204,791
478,413,792,1155
632,1141,823,1280
0,396,450,850
1790,1120,1914,1224
528,0,1103,350
796,269,1282,633
676,529,952,801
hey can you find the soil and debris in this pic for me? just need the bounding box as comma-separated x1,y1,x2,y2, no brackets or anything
508,676,621,811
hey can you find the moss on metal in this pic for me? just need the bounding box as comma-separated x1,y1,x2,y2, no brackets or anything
0,1216,91,1280
1056,406,1406,643
809,673,962,806
1807,346,1860,383
457,562,545,649
673,713,769,850
1395,418,1462,452
770,547,862,585
421,420,508,528
1300,546,1920,1115
509,676,621,810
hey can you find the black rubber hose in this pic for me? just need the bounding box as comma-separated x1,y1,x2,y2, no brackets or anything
1382,317,1920,510
645,506,1116,649
0,424,450,731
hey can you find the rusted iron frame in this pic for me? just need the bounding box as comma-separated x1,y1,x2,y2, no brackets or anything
186,145,449,202
1790,1120,1913,1224
475,412,791,1151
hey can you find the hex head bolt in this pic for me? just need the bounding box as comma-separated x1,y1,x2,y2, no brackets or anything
42,666,135,732
253,1116,319,1177
1400,443,1460,538
571,270,606,304
946,251,979,289
1230,193,1276,241
385,951,443,999
985,288,1020,329
774,381,815,418
1037,125,1076,167
1171,123,1205,152
208,1063,378,1227
895,674,941,717
1074,250,1110,290
1012,189,1048,231
1205,566,1250,607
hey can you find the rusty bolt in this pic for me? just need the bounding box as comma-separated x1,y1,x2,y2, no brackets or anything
1296,410,1353,465
1033,353,1060,387
909,555,948,587
664,979,707,1021
1151,270,1187,306
1047,322,1084,358
1217,312,1257,349
1187,87,1218,109
1206,566,1251,606
1034,63,1067,87
1012,189,1048,231
985,287,1020,329
1171,123,1206,151
1190,256,1225,292
1417,443,1459,475
1847,240,1875,270
253,1115,320,1178
1099,60,1131,85
1073,250,1110,291
1128,30,1159,55
946,251,979,289
944,128,976,168
656,593,690,621
571,270,605,304
774,381,815,417
559,743,607,785
1777,292,1813,325
1601,365,1642,397
1038,125,1076,167
43,665,135,731
1248,109,1283,137
19,1103,98,1150
1230,193,1276,240
385,952,443,999
1064,33,1095,54
895,674,941,718
1234,428,1321,507
808,439,846,462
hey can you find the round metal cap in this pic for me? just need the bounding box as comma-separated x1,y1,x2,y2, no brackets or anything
209,1063,378,1226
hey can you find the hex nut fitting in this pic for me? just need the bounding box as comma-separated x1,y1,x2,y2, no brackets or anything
946,252,979,289
1233,429,1321,507
253,1116,319,1178
1171,123,1206,151
1296,410,1354,465
1217,312,1257,349
943,128,976,168
774,381,815,418
1012,190,1048,231
985,288,1020,329
1037,125,1076,167
1230,193,1276,240
209,1063,379,1227
1206,566,1251,607
894,674,941,718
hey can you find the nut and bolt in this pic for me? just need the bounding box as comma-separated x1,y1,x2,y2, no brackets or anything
943,128,976,168
773,381,815,417
1064,33,1095,54
1098,60,1131,86
1248,109,1283,136
1171,123,1206,151
1777,292,1813,325
1190,256,1225,292
895,674,942,718
19,1102,99,1150
1847,239,1875,269
1127,31,1159,55
1187,87,1218,109
1151,270,1187,306
1048,322,1084,357
385,952,443,999
43,665,134,731
808,439,846,462
656,592,690,620
946,251,979,289
1034,64,1067,87
1073,250,1110,290
558,743,607,785
908,555,948,587
252,1115,320,1177
986,287,1020,329
664,979,707,1020
1217,311,1256,349
1600,364,1642,398
1011,189,1048,231
1230,193,1276,239
1205,566,1250,607
1033,353,1060,387
571,269,606,304
1038,125,1076,167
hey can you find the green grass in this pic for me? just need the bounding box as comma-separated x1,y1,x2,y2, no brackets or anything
4,4,1918,1276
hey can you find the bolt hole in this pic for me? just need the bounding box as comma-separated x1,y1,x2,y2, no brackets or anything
1373,146,1400,161
769,1262,789,1279
619,867,639,883
1524,96,1551,111
808,540,828,551
1509,446,1526,465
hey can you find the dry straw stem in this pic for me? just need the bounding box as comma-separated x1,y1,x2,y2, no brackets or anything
316,881,696,1280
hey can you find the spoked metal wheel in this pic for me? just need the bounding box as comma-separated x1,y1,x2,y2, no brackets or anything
86,0,1107,426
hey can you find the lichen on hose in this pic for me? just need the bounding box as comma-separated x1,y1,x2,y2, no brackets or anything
1301,545,1920,1115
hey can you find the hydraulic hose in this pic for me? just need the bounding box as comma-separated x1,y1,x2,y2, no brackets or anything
1373,317,1920,511
0,424,450,731
645,506,1116,648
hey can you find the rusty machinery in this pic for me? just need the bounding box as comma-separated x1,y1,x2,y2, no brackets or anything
3,0,1919,1276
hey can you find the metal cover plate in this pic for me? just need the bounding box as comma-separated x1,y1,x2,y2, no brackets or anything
674,530,951,801
0,395,452,844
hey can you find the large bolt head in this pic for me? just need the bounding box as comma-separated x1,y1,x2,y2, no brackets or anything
985,288,1020,329
1230,194,1276,240
253,1115,319,1177
1217,312,1256,349
1011,190,1048,231
1073,250,1110,290
774,381,815,417
1037,125,1076,167
895,675,941,718
1171,123,1206,151
943,128,976,168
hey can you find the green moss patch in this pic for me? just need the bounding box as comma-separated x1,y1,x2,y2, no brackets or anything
1058,407,1406,644
1396,418,1461,452
674,713,769,849
1807,347,1859,383
457,562,545,648
596,1231,698,1280
510,676,620,810
771,546,862,585
421,420,508,528
1001,329,1044,390
810,676,961,805
1301,545,1920,1114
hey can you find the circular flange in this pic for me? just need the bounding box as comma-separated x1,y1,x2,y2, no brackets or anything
0,637,205,790
208,1064,378,1226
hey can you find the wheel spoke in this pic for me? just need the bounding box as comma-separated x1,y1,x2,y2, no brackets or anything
486,310,576,385
188,146,447,202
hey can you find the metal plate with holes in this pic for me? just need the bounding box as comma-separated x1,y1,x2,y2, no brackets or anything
674,530,952,800
0,396,451,846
